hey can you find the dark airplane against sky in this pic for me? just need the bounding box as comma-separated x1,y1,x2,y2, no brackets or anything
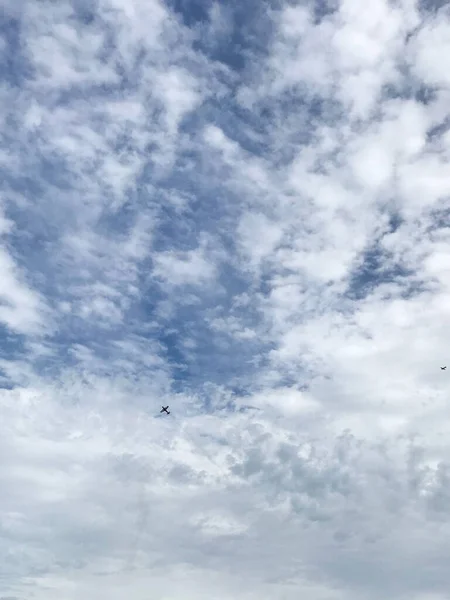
160,406,170,414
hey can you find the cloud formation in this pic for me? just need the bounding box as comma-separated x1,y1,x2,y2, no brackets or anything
1,0,450,598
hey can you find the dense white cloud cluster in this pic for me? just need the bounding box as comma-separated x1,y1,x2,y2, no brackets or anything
1,0,450,598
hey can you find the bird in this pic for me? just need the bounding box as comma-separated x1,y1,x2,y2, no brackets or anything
441,366,446,370
160,405,170,414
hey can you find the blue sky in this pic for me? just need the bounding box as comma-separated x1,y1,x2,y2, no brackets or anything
1,1,450,599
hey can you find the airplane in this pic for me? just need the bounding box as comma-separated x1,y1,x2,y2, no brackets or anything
441,366,447,370
160,405,170,414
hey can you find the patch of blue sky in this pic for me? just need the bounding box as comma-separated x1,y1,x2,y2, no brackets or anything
312,0,339,23
419,0,448,13
0,15,30,88
181,99,270,158
371,40,438,106
383,42,443,107
2,332,123,386
5,199,209,381
149,168,244,258
170,0,277,72
169,0,212,27
197,89,342,173
177,0,220,26
346,244,415,302
216,261,258,304
71,0,98,26
426,207,450,234
47,77,121,108
0,326,26,360
341,208,412,302
427,116,450,143
150,194,214,253
2,160,83,237
149,298,265,392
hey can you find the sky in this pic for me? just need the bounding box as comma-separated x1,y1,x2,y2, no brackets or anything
1,0,450,598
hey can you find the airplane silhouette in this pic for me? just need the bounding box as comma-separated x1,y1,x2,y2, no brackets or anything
160,405,170,414
441,366,447,370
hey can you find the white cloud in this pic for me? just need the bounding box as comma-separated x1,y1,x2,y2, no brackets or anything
237,211,284,273
2,0,450,598
411,12,450,88
152,67,203,133
0,247,48,335
152,239,218,288
24,4,119,90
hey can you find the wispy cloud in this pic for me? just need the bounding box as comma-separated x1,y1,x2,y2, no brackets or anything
1,0,450,598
